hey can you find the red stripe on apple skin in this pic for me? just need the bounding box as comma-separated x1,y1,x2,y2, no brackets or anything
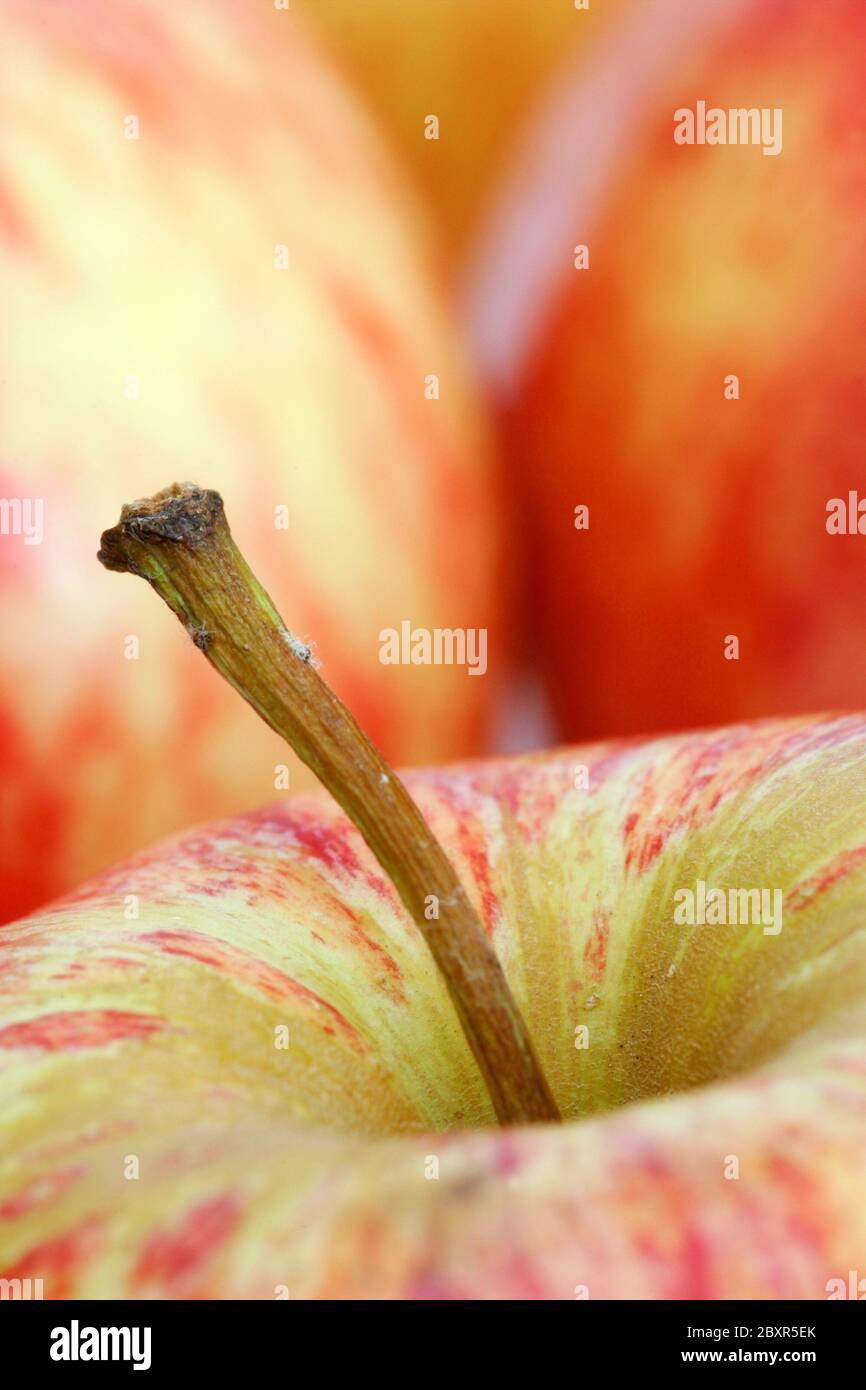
281,811,396,902
283,812,361,876
420,761,564,843
765,1154,827,1259
60,805,399,911
456,822,500,936
621,717,865,876
0,1218,102,1299
785,844,866,911
583,910,609,979
140,930,368,1049
324,897,406,998
0,1010,163,1051
610,1146,718,1300
676,1226,714,1304
129,1194,241,1296
625,827,667,875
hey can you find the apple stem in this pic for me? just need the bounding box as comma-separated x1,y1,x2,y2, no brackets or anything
98,483,560,1126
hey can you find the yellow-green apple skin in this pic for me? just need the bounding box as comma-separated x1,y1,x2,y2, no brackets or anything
469,0,866,741
2,714,866,1297
0,0,502,923
293,0,625,267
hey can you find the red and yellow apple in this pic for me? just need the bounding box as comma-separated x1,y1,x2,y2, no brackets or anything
469,0,866,739
294,0,625,267
1,712,865,1297
0,0,503,922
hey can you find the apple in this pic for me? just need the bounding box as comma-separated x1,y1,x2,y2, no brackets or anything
1,708,865,1297
293,0,626,267
467,0,866,740
2,483,865,1299
0,0,503,925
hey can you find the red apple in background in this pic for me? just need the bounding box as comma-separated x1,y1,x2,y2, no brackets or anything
1,711,865,1297
468,0,866,741
0,0,503,923
294,0,626,269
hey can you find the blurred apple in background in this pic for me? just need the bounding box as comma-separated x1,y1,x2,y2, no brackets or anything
294,0,625,268
0,0,504,922
468,0,866,740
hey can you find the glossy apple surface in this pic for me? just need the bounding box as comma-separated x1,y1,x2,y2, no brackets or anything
1,714,864,1297
469,0,866,740
0,0,503,923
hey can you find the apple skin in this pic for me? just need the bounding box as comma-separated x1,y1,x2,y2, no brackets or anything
1,713,865,1298
293,0,626,266
469,0,866,741
0,0,503,924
